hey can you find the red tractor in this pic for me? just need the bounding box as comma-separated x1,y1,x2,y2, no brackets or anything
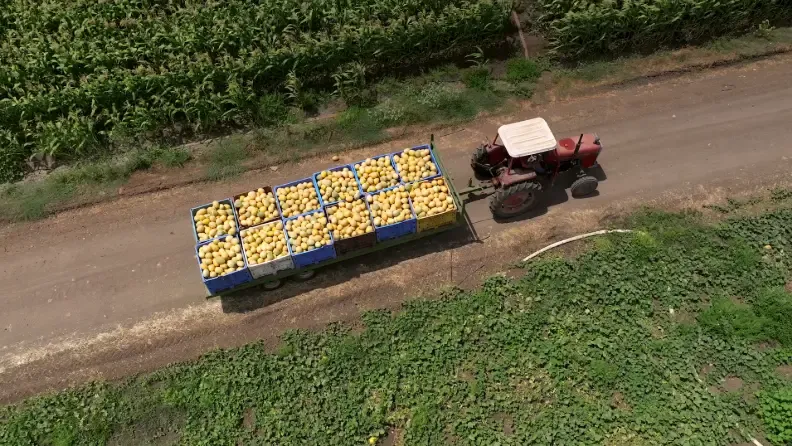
467,118,602,218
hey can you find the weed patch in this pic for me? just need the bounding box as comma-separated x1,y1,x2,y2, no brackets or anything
205,139,247,181
0,149,168,220
152,147,193,168
505,58,543,84
462,67,491,91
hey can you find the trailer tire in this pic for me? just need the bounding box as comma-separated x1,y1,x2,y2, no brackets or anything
571,175,598,198
293,270,316,281
262,279,282,290
489,181,543,218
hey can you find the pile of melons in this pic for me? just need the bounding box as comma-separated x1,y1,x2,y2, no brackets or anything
409,177,455,218
394,147,438,182
354,156,399,193
194,201,238,241
234,188,279,228
276,181,320,218
241,221,289,266
367,186,413,227
285,212,332,254
198,236,245,278
327,200,373,240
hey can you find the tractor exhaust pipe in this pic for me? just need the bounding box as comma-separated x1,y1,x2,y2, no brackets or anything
573,133,584,156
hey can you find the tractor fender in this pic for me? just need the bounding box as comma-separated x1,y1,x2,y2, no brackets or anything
498,170,537,187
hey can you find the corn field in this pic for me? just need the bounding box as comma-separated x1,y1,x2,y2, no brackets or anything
540,0,792,56
1,0,790,182
0,0,512,181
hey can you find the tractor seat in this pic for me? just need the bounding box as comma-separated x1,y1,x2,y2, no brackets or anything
555,134,600,160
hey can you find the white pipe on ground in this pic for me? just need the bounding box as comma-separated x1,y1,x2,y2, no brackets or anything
521,229,635,262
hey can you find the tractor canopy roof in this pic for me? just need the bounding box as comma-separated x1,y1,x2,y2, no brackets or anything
498,118,557,158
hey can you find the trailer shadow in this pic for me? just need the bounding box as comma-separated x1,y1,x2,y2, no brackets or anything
219,165,608,313
219,223,480,313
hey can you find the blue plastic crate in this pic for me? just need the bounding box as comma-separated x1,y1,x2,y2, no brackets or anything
312,164,363,207
284,209,337,269
195,236,253,294
368,185,417,242
274,177,323,219
189,198,239,243
391,144,441,183
352,153,401,193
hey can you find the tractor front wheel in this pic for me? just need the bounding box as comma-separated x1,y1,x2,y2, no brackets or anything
570,175,598,198
470,146,493,178
489,181,543,219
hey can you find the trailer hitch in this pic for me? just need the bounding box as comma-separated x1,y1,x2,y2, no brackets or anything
458,177,495,198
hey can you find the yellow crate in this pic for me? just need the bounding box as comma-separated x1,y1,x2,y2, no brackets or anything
417,208,457,232
411,176,458,233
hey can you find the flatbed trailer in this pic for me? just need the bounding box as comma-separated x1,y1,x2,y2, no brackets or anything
207,138,468,298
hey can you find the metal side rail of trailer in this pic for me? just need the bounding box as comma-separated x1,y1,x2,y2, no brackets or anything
206,139,469,298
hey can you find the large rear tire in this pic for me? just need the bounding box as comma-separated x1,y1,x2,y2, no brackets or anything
570,175,598,198
470,146,493,178
489,181,543,218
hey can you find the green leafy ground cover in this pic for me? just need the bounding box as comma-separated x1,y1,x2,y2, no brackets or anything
1,200,792,445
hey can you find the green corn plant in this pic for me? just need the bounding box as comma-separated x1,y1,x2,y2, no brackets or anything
0,130,29,183
332,62,376,108
33,112,100,161
466,46,489,68
543,0,792,57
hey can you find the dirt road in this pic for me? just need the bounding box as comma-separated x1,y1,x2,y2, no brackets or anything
1,55,791,402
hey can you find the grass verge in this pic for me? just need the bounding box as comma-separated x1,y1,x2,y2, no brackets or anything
3,27,792,223
204,137,248,182
551,27,792,97
1,197,791,445
0,147,192,221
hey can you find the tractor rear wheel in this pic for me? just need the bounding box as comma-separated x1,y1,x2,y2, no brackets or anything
489,181,543,218
470,146,493,177
570,175,598,198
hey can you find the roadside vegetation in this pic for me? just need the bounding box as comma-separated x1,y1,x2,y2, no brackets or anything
1,191,791,445
0,145,191,220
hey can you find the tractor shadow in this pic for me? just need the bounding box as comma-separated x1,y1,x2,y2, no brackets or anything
470,165,608,224
587,164,608,182
218,222,479,313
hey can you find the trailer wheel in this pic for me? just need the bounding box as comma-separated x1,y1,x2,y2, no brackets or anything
262,279,282,290
489,181,543,218
570,175,598,198
293,270,316,281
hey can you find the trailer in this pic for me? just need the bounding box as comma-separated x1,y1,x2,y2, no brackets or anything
200,136,468,298
194,118,604,298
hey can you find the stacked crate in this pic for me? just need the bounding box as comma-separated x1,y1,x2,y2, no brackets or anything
190,199,252,294
190,144,455,293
